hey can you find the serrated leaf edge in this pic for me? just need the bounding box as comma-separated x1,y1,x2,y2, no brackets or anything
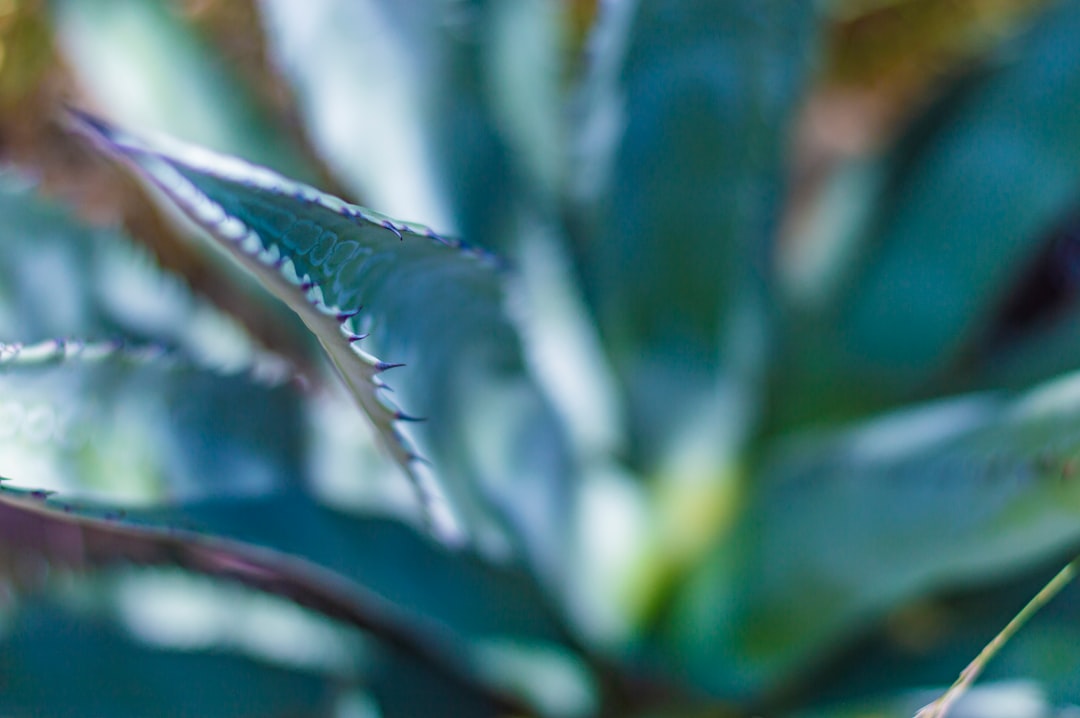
0,338,299,392
70,112,463,532
0,483,531,715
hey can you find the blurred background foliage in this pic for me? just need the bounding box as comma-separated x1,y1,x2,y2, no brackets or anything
2,0,1080,717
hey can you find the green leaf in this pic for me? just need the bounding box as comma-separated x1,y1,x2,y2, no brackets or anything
48,0,327,366
0,600,333,718
0,339,304,502
53,0,316,182
667,371,1080,699
0,480,566,643
257,0,453,228
0,483,566,715
771,0,1080,429
0,173,115,342
72,112,574,580
0,566,523,718
158,494,570,645
422,0,565,249
799,560,1080,710
0,169,291,377
259,0,564,250
0,173,162,343
569,0,818,468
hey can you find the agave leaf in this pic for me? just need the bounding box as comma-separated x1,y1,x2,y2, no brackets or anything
0,339,303,502
72,112,574,577
0,599,333,718
259,0,624,494
771,0,1080,430
0,172,173,345
259,0,563,249
0,169,297,378
1,568,520,718
422,0,565,248
52,0,315,182
569,0,818,469
797,560,1080,710
0,479,567,645
47,0,328,367
256,0,452,229
0,173,116,342
154,493,570,645
0,481,561,715
667,371,1080,698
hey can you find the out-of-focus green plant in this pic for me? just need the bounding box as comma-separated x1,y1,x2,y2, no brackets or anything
4,1,1080,716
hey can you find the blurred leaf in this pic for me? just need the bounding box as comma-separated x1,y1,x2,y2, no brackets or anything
771,0,1080,430
159,493,570,645
965,212,1080,393
257,0,452,228
46,0,332,372
74,112,575,582
0,339,303,503
0,600,333,718
668,370,1080,699
792,682,1054,718
799,558,1080,711
0,565,525,718
569,0,818,469
52,0,315,182
366,649,517,718
0,171,173,344
0,174,314,513
424,0,565,247
0,159,305,375
259,0,564,251
0,482,562,716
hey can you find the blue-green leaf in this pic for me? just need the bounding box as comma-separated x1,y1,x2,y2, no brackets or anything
0,482,567,715
0,169,294,380
73,112,574,580
0,339,303,503
0,480,566,645
257,0,452,228
0,174,166,344
771,0,1080,429
53,0,316,183
667,371,1080,698
0,566,522,718
259,0,564,250
570,0,818,468
0,600,333,718
159,494,570,645
799,561,1080,711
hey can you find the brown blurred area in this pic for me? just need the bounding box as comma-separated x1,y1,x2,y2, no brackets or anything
787,0,1051,238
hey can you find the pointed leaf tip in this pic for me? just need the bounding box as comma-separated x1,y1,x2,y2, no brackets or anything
72,113,575,572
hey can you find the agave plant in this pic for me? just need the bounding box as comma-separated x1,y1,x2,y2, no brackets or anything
4,1,1080,716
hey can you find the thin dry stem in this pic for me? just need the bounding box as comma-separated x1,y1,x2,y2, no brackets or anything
915,555,1080,718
